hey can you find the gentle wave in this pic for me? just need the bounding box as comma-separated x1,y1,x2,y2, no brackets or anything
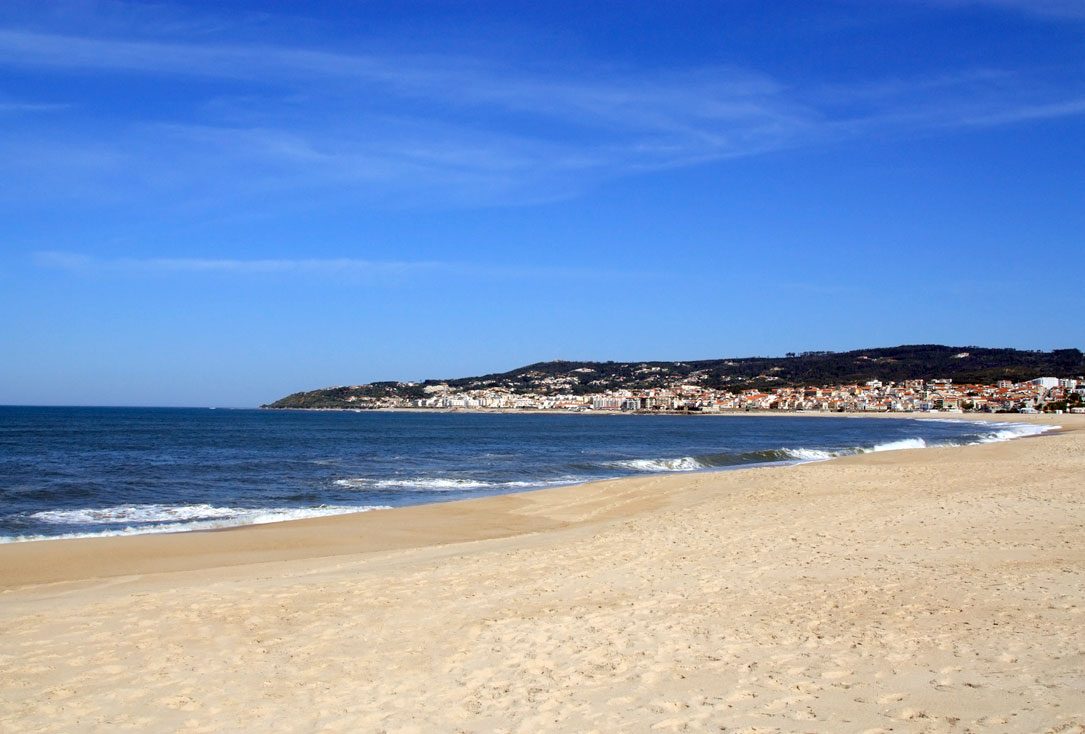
867,437,927,452
32,503,244,525
917,419,1055,436
3,420,1056,543
604,423,1055,475
976,422,1055,442
615,447,847,471
608,457,705,472
780,447,838,461
1,503,388,543
334,477,581,492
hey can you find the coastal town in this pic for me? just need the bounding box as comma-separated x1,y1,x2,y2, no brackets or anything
331,375,1085,414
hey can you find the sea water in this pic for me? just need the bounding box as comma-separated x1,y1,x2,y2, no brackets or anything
0,407,1051,542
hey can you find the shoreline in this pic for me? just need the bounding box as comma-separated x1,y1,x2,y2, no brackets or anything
0,412,1071,590
1,413,1082,731
0,413,1058,553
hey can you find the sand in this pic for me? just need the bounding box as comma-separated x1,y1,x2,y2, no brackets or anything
1,413,1082,732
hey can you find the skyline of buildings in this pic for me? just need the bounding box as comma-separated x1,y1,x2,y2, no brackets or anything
322,376,1085,415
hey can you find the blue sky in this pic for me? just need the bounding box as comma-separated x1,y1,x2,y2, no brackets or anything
1,0,1083,406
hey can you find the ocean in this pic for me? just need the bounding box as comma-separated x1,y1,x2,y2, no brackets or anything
0,407,1051,542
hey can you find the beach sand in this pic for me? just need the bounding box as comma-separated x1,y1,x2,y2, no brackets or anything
1,413,1082,732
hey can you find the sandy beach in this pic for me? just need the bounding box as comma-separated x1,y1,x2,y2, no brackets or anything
1,413,1082,732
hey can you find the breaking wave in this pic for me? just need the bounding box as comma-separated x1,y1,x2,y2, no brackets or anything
780,447,838,461
0,503,388,543
975,422,1055,442
867,437,927,452
608,457,705,472
603,422,1055,476
333,477,582,492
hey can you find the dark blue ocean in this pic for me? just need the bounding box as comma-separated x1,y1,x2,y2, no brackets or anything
0,407,1050,542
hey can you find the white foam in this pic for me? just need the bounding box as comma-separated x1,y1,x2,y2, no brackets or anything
1,504,388,543
781,447,837,462
868,437,928,452
976,422,1056,443
917,419,1057,443
31,504,242,525
610,456,705,472
334,477,576,492
333,478,376,489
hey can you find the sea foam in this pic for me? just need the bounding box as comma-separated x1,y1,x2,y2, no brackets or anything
608,456,706,472
334,477,580,491
780,447,838,462
975,422,1055,442
1,503,388,543
868,437,928,452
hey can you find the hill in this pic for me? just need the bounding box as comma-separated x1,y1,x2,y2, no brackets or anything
263,345,1085,409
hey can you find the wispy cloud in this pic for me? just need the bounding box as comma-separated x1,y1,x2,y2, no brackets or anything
0,28,420,83
951,97,1085,126
0,28,801,141
32,251,619,281
0,28,809,153
0,11,1082,210
0,27,823,208
809,68,1085,138
0,26,819,207
0,96,69,114
34,251,442,275
916,0,1085,20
